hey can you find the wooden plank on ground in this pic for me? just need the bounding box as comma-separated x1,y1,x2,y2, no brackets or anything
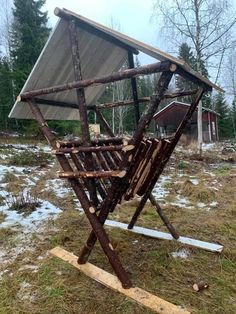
50,246,190,314
105,220,223,253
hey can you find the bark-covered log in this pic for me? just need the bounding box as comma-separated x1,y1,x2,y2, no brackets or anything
20,61,173,99
193,281,209,292
53,144,134,154
58,170,126,178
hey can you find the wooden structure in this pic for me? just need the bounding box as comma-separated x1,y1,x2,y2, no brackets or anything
9,7,223,307
154,101,219,142
50,246,190,314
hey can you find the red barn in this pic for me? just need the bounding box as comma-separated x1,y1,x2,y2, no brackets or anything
153,101,219,142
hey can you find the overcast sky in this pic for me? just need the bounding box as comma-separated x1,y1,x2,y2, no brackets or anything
43,0,161,64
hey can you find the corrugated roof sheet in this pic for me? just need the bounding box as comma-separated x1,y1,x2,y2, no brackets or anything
9,18,127,120
9,7,222,121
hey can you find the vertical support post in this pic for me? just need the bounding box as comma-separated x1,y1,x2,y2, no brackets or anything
128,51,140,125
68,19,98,207
68,19,90,144
94,107,115,137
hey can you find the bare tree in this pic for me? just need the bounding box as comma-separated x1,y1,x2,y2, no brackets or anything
152,0,236,153
226,46,236,100
0,0,13,57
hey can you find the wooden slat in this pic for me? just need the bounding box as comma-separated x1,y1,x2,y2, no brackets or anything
105,220,224,253
50,247,190,314
58,170,126,179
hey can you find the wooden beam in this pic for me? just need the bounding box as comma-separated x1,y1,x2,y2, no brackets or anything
53,144,134,154
105,220,224,253
56,137,125,148
19,61,173,100
94,107,115,137
58,170,126,179
50,246,190,314
95,97,150,110
128,51,140,124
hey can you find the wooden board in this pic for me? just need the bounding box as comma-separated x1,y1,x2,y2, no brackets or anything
105,220,223,253
50,246,190,314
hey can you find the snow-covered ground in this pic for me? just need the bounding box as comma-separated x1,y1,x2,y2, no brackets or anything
0,143,62,274
0,140,235,280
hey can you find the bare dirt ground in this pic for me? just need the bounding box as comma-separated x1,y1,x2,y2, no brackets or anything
0,137,235,314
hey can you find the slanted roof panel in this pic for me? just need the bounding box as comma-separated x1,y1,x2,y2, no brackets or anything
62,8,222,92
9,18,127,120
9,7,222,121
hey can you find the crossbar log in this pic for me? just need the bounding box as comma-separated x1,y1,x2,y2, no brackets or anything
19,61,173,100
56,137,125,148
34,89,198,111
58,170,127,179
52,144,134,154
50,247,190,314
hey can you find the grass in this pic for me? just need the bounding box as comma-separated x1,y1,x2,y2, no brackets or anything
175,179,216,203
5,191,41,216
0,139,235,313
0,196,235,314
0,211,6,223
8,150,53,167
1,172,17,184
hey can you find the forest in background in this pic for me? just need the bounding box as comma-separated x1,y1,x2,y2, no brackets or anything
0,0,236,139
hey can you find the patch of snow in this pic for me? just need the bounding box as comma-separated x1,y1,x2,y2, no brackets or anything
202,143,216,151
170,195,193,209
0,200,61,230
171,248,189,259
189,178,199,185
197,202,206,208
152,175,171,199
17,281,38,303
203,170,216,177
18,265,39,273
210,201,218,207
45,179,70,198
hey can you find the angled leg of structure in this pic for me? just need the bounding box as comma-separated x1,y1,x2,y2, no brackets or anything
78,71,174,265
128,192,179,239
28,99,132,289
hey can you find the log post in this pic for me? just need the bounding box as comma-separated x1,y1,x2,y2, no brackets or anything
128,193,179,239
94,107,115,137
20,61,172,100
128,51,140,124
68,18,98,207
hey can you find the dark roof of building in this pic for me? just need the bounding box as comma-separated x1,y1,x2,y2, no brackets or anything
153,101,220,120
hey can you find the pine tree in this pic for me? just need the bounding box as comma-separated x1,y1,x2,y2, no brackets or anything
11,0,50,94
176,43,196,99
176,43,210,107
230,99,236,138
7,0,50,134
214,92,233,139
